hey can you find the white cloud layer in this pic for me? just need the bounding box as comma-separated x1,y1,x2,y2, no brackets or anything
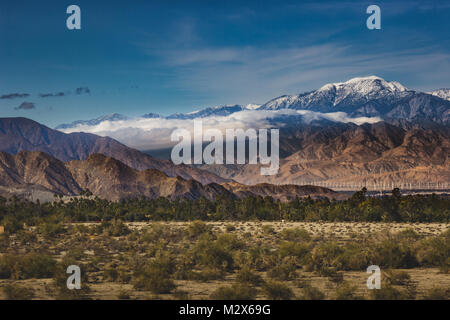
60,109,381,150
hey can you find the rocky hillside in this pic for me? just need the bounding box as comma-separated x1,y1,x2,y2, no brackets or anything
0,117,227,185
200,121,450,189
0,151,343,201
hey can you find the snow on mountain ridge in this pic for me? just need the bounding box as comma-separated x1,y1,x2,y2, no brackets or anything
56,76,449,131
428,88,450,101
55,113,129,130
262,76,410,110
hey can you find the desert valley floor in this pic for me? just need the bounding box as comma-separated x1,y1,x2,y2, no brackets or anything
1,221,448,300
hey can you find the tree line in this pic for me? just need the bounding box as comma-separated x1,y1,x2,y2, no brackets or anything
0,188,449,232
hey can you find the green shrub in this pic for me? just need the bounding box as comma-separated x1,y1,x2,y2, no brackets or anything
191,235,234,271
210,284,257,300
117,289,131,300
37,222,66,238
267,258,297,281
133,253,177,294
422,287,449,300
416,231,450,271
16,230,37,245
369,238,418,269
225,224,236,232
21,254,57,279
2,284,35,300
53,257,91,299
0,233,9,250
262,281,294,300
235,267,263,286
0,253,56,279
327,270,344,285
301,285,326,300
1,216,22,234
278,241,310,261
385,270,411,285
307,241,344,272
235,245,271,271
370,286,408,300
190,268,225,282
0,255,16,279
261,225,275,235
106,220,131,236
104,268,119,282
133,273,176,293
142,223,168,243
280,228,311,241
173,290,189,300
335,282,362,300
187,221,211,238
333,243,369,270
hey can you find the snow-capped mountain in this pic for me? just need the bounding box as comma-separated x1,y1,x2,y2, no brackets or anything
56,76,450,131
259,76,449,123
167,104,247,119
141,112,161,119
261,76,409,110
428,88,450,101
56,113,129,130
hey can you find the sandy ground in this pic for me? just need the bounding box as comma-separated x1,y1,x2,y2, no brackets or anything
1,267,448,300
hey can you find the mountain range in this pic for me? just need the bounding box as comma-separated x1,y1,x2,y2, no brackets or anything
55,76,450,130
0,117,226,185
0,150,341,201
1,76,449,199
199,120,450,189
259,76,450,124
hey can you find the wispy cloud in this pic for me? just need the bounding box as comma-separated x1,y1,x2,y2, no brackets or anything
39,92,66,98
38,87,91,98
75,87,90,95
59,109,381,150
15,102,35,110
142,41,450,104
0,93,30,99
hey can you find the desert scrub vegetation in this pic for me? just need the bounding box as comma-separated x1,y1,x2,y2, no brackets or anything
187,220,212,238
37,221,66,238
52,255,91,299
0,253,56,279
132,252,177,294
370,285,410,300
300,285,326,300
422,287,450,300
334,282,361,300
262,281,295,300
2,283,35,300
210,284,257,300
279,227,311,241
0,203,448,300
235,267,263,286
297,228,449,273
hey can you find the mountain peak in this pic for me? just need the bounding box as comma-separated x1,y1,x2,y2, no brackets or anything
55,113,128,130
346,75,384,82
318,75,409,94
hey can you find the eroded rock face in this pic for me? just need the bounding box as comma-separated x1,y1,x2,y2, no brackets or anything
0,151,345,202
199,121,450,187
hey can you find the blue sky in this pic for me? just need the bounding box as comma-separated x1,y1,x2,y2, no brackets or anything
0,0,449,127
